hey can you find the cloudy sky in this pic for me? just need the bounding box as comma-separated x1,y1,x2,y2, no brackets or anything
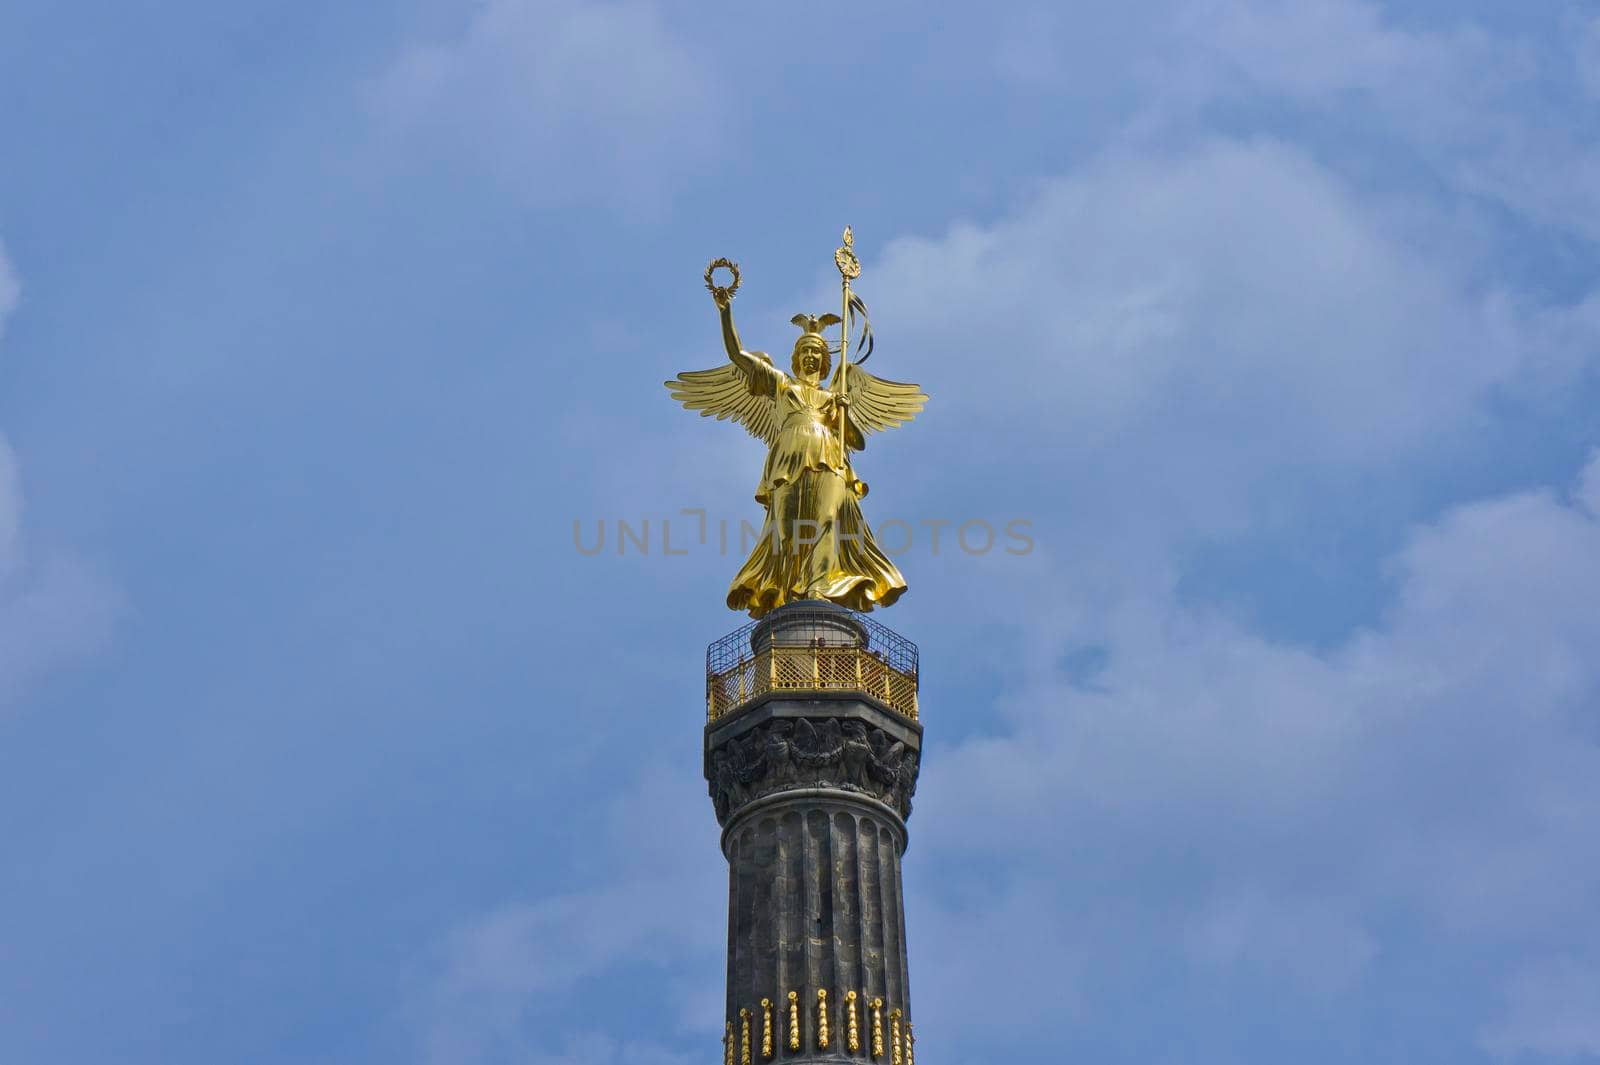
3,1,1600,1062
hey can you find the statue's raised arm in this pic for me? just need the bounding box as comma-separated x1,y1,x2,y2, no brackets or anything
709,265,777,385
665,260,782,444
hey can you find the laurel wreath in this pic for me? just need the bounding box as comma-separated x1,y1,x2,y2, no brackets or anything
704,257,742,302
833,246,861,281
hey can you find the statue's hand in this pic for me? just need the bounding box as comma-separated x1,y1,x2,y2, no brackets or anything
835,392,850,407
711,287,734,310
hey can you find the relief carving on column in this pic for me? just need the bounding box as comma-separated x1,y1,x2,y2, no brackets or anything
709,717,921,822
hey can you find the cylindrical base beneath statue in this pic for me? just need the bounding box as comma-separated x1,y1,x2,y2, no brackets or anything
750,600,870,654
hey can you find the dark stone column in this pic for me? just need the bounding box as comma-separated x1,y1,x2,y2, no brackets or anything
706,603,921,1063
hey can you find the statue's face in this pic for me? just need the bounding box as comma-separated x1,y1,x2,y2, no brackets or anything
793,343,826,383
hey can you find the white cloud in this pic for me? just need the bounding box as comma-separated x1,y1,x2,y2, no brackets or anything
863,137,1591,565
0,243,118,712
1577,448,1600,518
419,762,722,1065
0,523,117,708
0,246,17,342
1482,958,1600,1059
910,454,1600,1054
1172,0,1600,242
368,0,716,212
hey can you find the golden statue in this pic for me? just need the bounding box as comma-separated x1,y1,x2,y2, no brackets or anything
667,229,928,617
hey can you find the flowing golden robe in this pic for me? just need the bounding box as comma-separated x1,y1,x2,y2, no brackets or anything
729,360,905,616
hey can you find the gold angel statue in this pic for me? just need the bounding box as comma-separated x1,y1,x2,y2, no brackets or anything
666,233,928,617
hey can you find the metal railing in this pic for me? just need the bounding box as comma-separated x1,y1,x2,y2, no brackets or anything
706,608,919,722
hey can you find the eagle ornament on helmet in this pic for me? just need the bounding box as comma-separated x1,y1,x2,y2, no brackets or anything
788,313,842,378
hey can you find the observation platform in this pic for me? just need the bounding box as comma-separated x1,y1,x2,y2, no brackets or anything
705,602,920,723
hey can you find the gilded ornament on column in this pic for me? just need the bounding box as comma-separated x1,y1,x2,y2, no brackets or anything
761,998,773,1059
740,1007,752,1065
788,991,800,1052
724,1022,734,1065
817,989,830,1050
890,1009,903,1065
846,990,860,1053
905,1022,915,1065
871,998,885,1059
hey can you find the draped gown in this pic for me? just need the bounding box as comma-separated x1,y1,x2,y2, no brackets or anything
726,359,906,616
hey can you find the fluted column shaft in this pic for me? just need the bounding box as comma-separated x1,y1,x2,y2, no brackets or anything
724,795,910,1044
707,695,920,1063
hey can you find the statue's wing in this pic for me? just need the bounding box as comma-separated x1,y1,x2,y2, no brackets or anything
664,359,780,446
842,365,928,439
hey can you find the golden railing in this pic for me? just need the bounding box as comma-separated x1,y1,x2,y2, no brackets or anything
708,646,919,722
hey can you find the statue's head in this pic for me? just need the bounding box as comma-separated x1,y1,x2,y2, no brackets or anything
789,313,840,383
791,334,830,383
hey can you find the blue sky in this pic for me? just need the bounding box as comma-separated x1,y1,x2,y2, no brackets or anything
2,1,1600,1062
